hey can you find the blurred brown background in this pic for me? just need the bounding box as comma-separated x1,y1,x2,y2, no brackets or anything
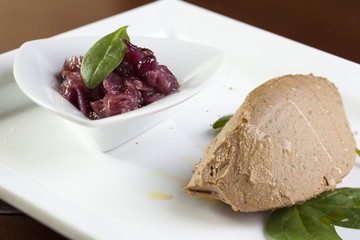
0,0,359,239
0,0,153,53
1,0,360,63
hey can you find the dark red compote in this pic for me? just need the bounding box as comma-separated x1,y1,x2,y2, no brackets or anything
58,40,179,119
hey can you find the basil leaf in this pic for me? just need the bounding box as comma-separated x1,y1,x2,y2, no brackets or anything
308,188,360,229
80,26,130,89
212,114,233,129
266,205,341,240
266,188,360,240
356,148,360,157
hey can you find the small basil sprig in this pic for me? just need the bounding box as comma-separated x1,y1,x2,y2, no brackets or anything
266,188,360,240
356,148,360,157
80,26,130,89
212,114,233,129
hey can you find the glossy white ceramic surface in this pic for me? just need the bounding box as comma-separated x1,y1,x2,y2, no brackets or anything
0,1,359,239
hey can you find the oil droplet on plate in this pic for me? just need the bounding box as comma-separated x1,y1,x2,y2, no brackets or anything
147,191,173,200
194,196,222,204
151,169,188,188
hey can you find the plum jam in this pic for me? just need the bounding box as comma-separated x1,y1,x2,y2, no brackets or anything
58,40,179,119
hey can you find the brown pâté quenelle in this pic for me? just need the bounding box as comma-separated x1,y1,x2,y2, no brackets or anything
184,74,356,212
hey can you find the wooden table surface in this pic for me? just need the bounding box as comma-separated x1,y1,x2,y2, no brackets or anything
1,0,359,239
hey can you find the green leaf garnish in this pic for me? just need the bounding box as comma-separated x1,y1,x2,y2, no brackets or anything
80,26,130,89
212,114,233,129
356,148,360,157
266,188,360,240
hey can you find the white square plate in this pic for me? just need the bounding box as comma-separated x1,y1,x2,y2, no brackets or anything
0,1,359,239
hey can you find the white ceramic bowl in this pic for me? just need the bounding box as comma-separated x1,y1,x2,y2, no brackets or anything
13,36,224,151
